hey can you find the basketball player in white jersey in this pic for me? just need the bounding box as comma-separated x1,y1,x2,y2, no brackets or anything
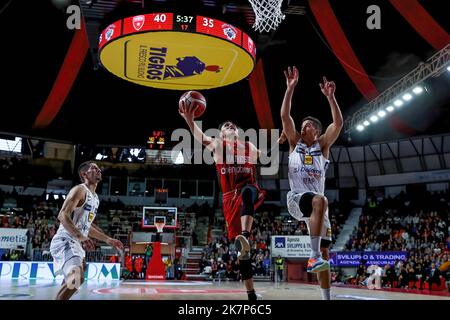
280,66,343,300
50,161,124,300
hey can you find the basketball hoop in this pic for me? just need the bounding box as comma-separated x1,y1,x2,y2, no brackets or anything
154,215,166,233
248,0,286,33
154,221,165,233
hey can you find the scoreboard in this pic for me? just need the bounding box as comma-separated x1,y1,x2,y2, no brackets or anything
99,13,256,60
147,130,167,150
98,13,256,89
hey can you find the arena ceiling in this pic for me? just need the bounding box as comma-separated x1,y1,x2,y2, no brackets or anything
0,0,449,147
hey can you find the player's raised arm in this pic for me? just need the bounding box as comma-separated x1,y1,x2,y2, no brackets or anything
251,131,285,160
179,100,216,151
318,77,343,157
57,185,95,250
280,66,300,151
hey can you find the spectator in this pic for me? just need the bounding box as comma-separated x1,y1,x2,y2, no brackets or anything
109,254,119,263
1,249,10,261
355,262,366,285
263,252,271,276
135,255,144,279
415,263,427,290
165,256,173,279
407,264,417,289
426,262,442,290
397,265,409,288
275,255,284,282
10,250,19,261
216,258,226,279
125,254,133,275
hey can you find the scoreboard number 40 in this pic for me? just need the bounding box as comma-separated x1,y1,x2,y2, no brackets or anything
153,14,167,23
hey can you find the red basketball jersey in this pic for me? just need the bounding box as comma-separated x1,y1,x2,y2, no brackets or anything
215,140,258,193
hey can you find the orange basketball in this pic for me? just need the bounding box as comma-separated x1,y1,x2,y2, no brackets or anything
179,91,206,118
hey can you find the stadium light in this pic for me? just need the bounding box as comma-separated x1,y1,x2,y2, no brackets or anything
344,44,449,137
356,125,364,131
363,120,370,126
394,99,403,107
386,105,395,112
370,115,378,123
412,86,424,94
378,110,386,118
402,93,413,101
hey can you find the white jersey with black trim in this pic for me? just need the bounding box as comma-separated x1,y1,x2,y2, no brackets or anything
53,184,99,241
288,139,330,195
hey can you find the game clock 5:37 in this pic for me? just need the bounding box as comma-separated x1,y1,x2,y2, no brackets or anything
174,14,195,31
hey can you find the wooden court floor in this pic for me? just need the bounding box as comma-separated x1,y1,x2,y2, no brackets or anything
1,279,449,300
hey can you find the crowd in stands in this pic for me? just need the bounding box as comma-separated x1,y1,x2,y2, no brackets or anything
0,186,210,275
345,190,449,291
199,199,352,281
199,236,271,281
346,190,449,253
0,190,61,252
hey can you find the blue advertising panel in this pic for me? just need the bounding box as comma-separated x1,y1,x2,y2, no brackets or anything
330,251,408,267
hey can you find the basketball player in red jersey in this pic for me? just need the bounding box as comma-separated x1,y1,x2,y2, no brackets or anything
179,102,269,300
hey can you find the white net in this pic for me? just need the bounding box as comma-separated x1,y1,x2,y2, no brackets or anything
154,215,166,233
248,0,286,33
155,222,165,233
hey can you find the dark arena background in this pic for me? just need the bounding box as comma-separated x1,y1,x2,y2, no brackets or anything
0,0,449,309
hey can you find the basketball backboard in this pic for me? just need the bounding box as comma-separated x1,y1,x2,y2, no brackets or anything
142,206,177,229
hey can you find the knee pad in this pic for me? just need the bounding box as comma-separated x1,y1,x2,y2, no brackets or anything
287,191,303,220
241,186,256,217
299,192,316,217
239,259,253,280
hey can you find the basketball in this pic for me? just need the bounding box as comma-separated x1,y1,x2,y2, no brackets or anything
179,91,207,118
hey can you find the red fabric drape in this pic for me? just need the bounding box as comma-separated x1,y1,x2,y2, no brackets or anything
33,22,89,128
249,59,275,129
308,0,379,101
390,0,450,50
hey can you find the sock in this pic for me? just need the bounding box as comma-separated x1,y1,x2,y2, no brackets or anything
247,289,257,301
310,236,322,258
241,230,250,239
320,288,331,300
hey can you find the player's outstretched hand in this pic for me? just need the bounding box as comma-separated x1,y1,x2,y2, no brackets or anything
319,76,336,98
107,237,124,252
284,66,299,89
178,100,199,123
277,131,287,144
